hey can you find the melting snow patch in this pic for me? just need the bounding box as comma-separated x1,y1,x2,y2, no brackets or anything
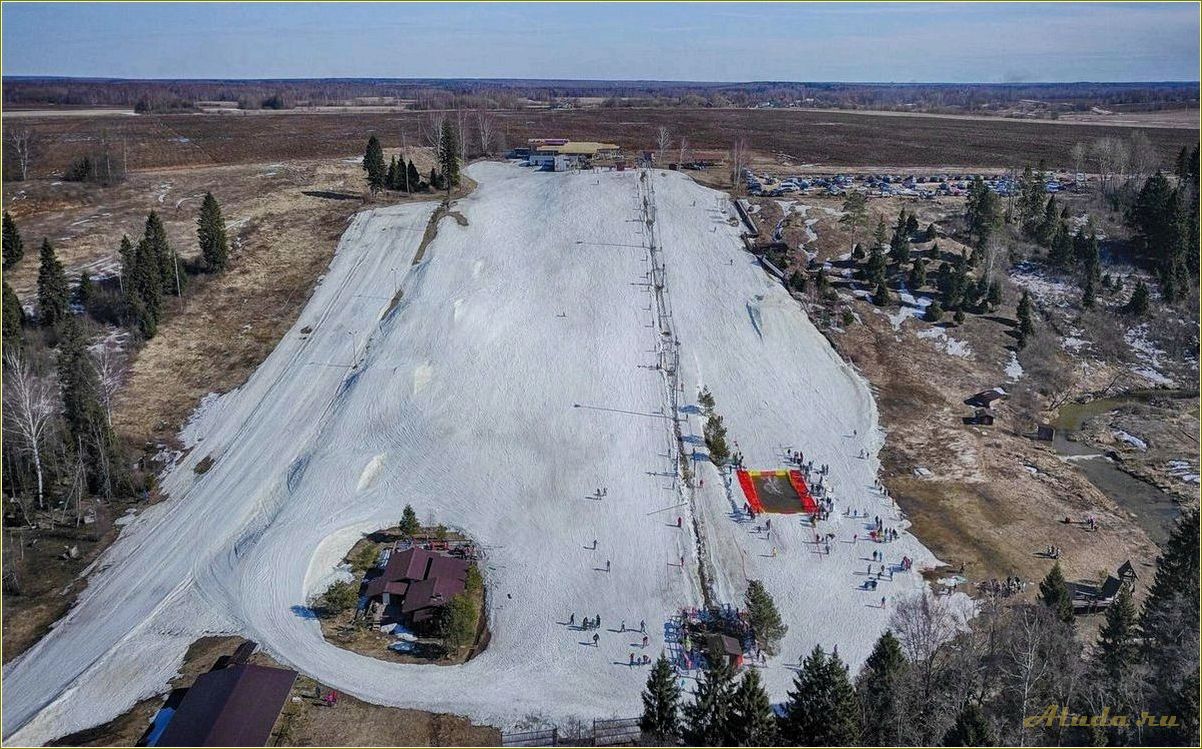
1113,431,1147,451
1124,324,1175,386
916,326,972,358
913,466,933,478
1166,460,1200,484
1004,352,1024,381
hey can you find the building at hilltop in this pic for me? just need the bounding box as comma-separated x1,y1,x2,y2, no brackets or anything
527,138,620,171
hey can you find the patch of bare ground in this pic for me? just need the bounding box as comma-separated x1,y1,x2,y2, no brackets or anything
739,189,1164,600
48,636,501,747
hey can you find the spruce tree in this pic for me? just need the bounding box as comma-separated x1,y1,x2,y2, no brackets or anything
872,217,888,247
924,299,944,323
1125,279,1150,315
1015,290,1035,349
780,645,861,746
439,120,461,187
908,257,927,290
681,661,735,746
864,242,887,286
386,155,399,191
744,579,787,655
363,135,386,192
1139,507,1200,745
36,238,70,328
943,702,993,746
3,281,25,354
1095,584,1138,685
1038,561,1075,624
889,228,911,266
726,667,777,746
986,279,1002,310
1081,273,1096,309
75,271,94,307
130,235,163,338
407,159,421,191
143,212,183,296
399,504,420,537
856,630,908,746
904,211,919,237
58,318,120,494
3,211,23,269
639,654,681,744
872,280,891,307
197,192,229,271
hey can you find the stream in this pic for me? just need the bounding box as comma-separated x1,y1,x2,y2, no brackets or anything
1051,390,1195,544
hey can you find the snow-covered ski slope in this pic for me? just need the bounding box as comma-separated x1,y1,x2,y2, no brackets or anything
4,163,950,744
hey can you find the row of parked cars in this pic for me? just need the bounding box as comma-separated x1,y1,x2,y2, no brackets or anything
744,169,1079,199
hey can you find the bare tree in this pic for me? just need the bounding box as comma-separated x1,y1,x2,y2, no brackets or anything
1070,141,1087,175
420,110,447,153
90,343,126,427
456,107,469,162
678,136,689,166
4,127,40,181
3,349,58,509
656,126,671,160
1127,130,1159,184
475,108,496,158
728,138,748,189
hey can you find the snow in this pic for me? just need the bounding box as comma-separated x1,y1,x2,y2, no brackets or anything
916,326,973,358
1004,352,1024,382
1166,460,1200,484
1124,324,1176,387
1112,430,1148,451
2,164,956,743
887,285,933,331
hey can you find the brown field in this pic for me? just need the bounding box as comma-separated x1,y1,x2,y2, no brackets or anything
4,107,1196,176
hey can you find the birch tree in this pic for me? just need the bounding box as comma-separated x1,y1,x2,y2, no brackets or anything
3,349,58,509
4,127,39,181
657,126,671,160
475,109,495,157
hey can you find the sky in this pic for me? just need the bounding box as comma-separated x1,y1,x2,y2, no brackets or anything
1,2,1198,83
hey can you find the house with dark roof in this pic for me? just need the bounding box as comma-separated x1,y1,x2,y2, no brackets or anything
152,663,296,747
1067,560,1139,614
363,547,470,631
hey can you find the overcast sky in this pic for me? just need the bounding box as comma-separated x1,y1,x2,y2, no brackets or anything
2,2,1198,82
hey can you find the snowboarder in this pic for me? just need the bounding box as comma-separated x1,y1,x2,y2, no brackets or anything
677,516,683,528
606,559,611,572
593,633,600,646
642,635,649,647
680,555,685,567
620,620,626,632
881,596,887,608
630,653,636,666
639,619,646,633
569,613,575,626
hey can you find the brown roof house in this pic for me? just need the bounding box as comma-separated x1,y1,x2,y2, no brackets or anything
153,663,296,747
363,547,470,632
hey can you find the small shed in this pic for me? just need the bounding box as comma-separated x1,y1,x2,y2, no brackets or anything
965,387,1008,409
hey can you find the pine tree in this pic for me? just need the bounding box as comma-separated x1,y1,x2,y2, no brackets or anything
407,159,421,191
1081,273,1096,309
904,212,919,237
399,504,420,537
744,579,787,655
386,155,399,191
953,308,965,325
130,234,163,338
143,212,184,296
726,668,777,746
788,269,806,293
58,318,121,494
439,120,461,188
36,238,70,328
1038,561,1074,624
1095,584,1138,685
780,645,861,746
681,661,735,746
1015,290,1035,349
924,299,944,323
197,192,229,271
908,257,927,290
75,271,94,307
363,135,387,192
1139,507,1200,745
943,702,994,746
865,243,887,286
838,191,868,238
3,211,23,269
872,217,888,248
3,281,25,354
872,280,891,307
889,227,911,266
856,630,908,746
1037,194,1060,246
923,222,937,241
640,654,681,744
1125,279,1150,315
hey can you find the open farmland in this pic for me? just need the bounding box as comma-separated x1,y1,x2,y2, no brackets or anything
2,162,959,744
4,107,1196,176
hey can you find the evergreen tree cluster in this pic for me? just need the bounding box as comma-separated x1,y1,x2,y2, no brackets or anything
640,511,1199,746
362,133,446,194
1126,155,1199,304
